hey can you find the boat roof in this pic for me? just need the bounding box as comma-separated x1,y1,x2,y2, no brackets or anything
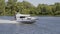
16,13,30,16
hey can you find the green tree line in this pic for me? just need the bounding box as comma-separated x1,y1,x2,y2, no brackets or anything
0,0,60,16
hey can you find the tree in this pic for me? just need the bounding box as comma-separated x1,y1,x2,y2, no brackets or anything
0,0,60,16
6,0,17,16
0,0,5,15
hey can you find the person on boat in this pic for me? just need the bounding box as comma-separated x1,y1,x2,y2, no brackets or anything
14,10,19,20
14,12,16,20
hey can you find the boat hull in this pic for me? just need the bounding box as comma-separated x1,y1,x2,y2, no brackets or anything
17,20,36,24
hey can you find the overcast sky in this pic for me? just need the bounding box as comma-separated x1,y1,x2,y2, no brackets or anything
5,0,60,6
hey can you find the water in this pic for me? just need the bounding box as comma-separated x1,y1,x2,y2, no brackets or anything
0,16,60,34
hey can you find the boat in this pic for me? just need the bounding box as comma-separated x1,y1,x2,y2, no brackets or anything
15,13,38,24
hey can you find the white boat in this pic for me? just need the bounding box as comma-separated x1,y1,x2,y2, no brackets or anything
15,13,38,24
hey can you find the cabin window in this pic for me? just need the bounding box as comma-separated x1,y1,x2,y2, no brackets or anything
20,16,25,18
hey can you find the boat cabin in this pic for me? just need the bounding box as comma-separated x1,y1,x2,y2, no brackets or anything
16,13,31,20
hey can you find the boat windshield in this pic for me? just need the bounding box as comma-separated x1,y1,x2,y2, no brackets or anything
20,16,25,18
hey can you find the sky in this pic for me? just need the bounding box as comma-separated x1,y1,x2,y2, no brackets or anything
5,0,60,6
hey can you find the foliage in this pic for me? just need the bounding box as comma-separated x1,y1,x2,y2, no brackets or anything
0,0,60,16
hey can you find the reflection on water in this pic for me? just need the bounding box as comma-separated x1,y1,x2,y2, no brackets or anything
0,16,60,34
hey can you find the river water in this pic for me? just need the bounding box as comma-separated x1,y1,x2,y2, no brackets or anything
0,16,60,34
